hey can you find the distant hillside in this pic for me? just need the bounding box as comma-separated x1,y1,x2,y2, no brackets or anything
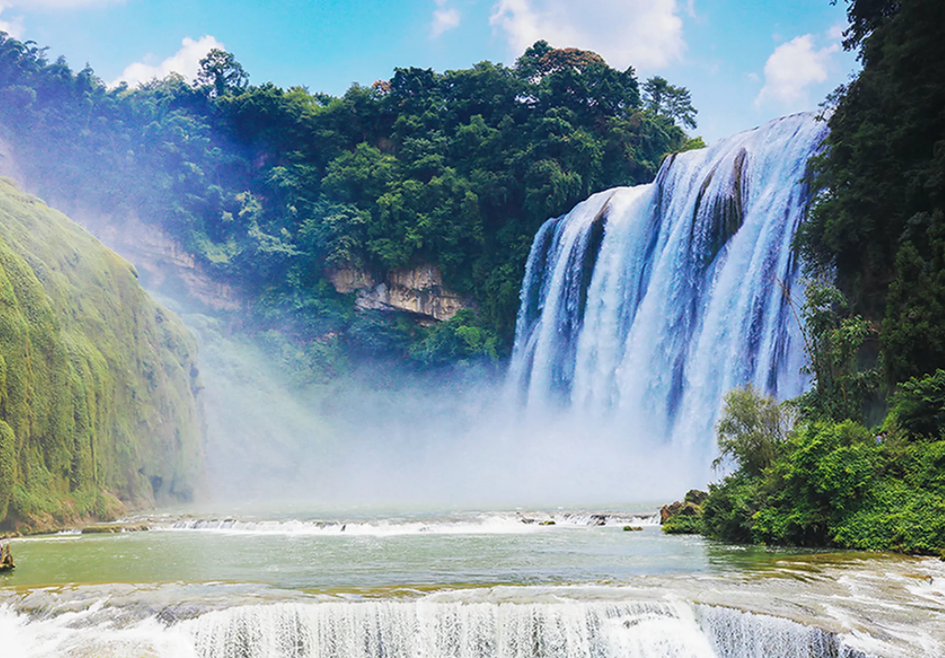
0,178,202,532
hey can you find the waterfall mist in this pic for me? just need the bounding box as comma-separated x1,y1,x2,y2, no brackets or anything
178,310,690,508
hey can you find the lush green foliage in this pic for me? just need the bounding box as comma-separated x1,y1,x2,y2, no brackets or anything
713,385,793,477
0,179,201,530
702,376,945,555
887,369,945,437
795,281,880,421
0,34,696,370
800,0,945,384
661,513,703,535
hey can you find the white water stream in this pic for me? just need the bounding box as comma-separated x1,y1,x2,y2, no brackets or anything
510,113,824,460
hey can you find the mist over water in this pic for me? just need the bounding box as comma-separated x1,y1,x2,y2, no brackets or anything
181,309,689,507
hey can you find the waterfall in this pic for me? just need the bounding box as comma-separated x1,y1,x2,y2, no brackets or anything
0,597,868,658
509,113,826,452
179,600,866,658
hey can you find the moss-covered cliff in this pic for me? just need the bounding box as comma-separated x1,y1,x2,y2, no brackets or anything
0,178,202,531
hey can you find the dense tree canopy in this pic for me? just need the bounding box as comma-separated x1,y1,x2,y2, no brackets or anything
801,0,945,385
0,34,697,369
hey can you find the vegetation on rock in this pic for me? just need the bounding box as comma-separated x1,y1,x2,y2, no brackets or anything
0,178,201,531
660,490,707,535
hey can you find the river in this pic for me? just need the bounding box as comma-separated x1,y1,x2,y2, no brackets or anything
1,506,943,657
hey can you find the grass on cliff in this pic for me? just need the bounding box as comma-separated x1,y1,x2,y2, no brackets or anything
0,178,202,531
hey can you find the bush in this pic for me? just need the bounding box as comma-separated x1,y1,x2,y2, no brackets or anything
888,369,945,438
701,476,761,544
662,513,703,535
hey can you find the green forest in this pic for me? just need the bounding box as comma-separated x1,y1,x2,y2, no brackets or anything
0,36,699,377
664,0,945,555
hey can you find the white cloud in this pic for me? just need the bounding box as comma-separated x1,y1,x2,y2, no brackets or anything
827,23,846,41
2,0,124,39
489,0,686,70
755,33,840,108
110,35,224,89
0,6,25,38
431,0,461,37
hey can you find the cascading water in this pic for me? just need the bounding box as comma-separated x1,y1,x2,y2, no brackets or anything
0,594,868,658
509,113,826,454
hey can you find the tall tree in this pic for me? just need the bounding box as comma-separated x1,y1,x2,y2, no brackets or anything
196,48,249,97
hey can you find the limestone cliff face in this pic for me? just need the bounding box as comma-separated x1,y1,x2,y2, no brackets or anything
0,138,240,314
68,211,243,313
0,178,203,530
327,264,473,322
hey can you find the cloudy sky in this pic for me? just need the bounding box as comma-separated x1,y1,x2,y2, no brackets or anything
0,0,858,142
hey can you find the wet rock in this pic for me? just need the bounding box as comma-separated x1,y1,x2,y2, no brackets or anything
660,502,683,524
81,524,149,534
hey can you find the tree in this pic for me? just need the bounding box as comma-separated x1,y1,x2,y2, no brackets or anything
642,76,697,129
196,48,249,97
839,0,901,50
713,385,794,477
797,281,879,421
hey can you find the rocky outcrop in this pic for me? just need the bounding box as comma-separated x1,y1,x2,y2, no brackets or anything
327,264,473,322
68,211,243,313
660,489,708,535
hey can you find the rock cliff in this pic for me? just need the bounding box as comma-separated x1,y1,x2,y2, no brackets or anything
327,264,472,322
0,178,203,531
68,211,243,313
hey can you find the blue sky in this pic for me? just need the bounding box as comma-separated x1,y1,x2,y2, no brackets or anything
0,0,858,142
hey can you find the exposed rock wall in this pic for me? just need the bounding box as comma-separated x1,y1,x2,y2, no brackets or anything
327,264,473,322
68,211,243,313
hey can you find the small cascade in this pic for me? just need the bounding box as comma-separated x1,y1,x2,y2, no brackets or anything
509,113,826,452
157,511,659,536
0,590,880,657
178,599,865,658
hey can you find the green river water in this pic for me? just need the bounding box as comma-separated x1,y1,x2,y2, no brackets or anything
1,507,943,658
